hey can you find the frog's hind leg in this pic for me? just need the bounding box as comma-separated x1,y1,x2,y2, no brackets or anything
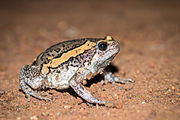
19,80,52,102
19,65,52,102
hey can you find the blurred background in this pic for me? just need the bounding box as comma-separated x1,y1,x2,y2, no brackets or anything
0,0,179,120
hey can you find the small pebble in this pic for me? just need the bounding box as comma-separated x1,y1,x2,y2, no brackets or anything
63,105,72,109
118,86,124,90
115,101,122,109
142,101,146,104
105,102,115,108
16,105,21,110
56,112,61,116
171,86,175,90
0,90,5,95
46,112,50,116
30,116,38,120
16,117,21,120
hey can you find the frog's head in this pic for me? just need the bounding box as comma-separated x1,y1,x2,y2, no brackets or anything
90,36,120,68
97,36,119,60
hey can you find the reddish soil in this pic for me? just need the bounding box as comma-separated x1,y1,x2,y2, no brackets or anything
0,0,179,120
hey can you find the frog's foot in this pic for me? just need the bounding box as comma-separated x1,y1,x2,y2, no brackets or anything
103,71,134,83
31,91,53,103
70,78,116,107
70,79,107,105
102,71,135,87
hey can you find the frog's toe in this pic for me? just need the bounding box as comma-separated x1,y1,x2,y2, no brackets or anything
126,78,135,82
38,91,52,97
30,91,53,103
117,78,135,84
25,93,31,102
100,80,108,85
39,96,53,103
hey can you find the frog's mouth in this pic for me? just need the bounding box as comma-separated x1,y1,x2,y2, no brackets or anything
107,54,115,61
106,48,119,61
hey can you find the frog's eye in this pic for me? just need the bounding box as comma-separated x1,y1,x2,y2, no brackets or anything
98,42,108,51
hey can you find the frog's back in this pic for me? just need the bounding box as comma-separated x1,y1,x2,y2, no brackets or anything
32,38,87,66
32,37,104,75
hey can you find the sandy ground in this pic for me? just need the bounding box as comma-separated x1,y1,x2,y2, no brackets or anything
0,0,180,120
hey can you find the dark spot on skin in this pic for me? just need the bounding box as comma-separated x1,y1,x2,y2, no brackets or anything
76,56,81,63
47,53,50,56
61,65,64,69
69,57,73,61
72,44,76,48
65,64,68,70
55,48,60,52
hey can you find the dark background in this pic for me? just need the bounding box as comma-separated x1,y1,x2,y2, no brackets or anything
0,0,179,119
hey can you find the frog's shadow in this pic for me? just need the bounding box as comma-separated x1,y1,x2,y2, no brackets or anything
57,63,118,99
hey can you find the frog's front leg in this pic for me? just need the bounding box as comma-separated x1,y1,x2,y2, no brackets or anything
102,71,134,84
69,72,107,105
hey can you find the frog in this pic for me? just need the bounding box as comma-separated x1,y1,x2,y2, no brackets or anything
19,36,134,106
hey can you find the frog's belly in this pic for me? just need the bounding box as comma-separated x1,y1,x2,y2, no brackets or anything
46,66,78,89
